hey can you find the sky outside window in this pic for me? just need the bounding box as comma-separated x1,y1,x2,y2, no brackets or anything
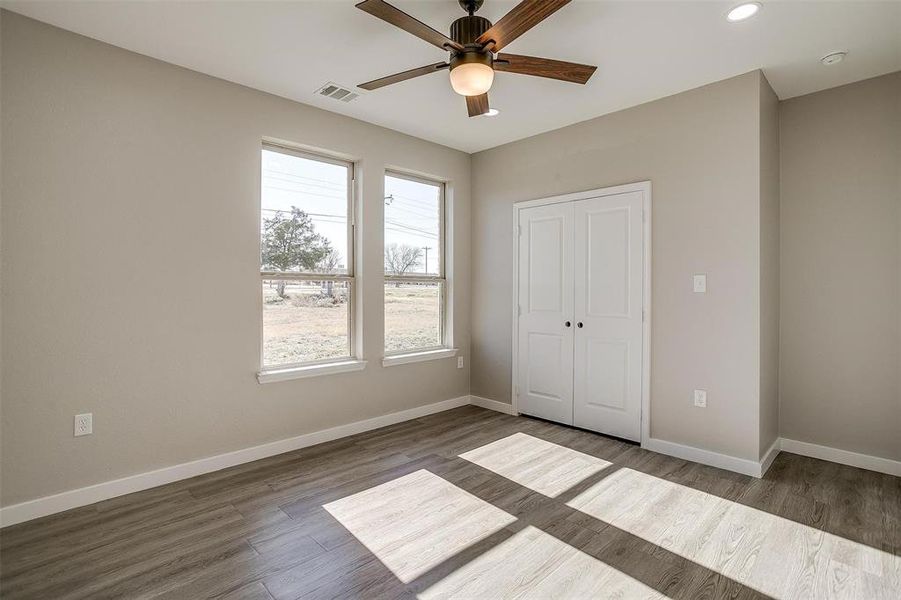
384,174,441,276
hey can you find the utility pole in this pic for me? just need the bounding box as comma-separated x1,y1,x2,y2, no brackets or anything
422,246,432,273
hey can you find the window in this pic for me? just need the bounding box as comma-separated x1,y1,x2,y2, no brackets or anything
384,172,446,355
260,144,355,370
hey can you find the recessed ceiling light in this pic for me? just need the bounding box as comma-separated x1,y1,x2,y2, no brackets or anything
726,2,761,22
484,108,500,117
821,51,847,66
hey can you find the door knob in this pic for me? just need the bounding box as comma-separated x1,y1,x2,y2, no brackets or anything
564,321,571,327
577,322,583,328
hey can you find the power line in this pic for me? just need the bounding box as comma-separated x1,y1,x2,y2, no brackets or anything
385,203,440,223
264,168,347,189
385,219,439,238
385,227,437,240
386,204,437,220
261,207,345,219
262,184,346,201
264,173,347,194
387,194,438,211
386,191,440,205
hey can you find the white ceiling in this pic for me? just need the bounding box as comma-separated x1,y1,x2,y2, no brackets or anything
4,1,900,153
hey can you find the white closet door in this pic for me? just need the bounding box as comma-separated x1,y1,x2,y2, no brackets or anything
517,202,574,425
572,192,644,441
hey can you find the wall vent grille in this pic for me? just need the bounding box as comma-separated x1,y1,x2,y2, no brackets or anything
315,82,360,103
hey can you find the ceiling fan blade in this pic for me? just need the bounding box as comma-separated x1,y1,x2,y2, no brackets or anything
358,62,449,91
466,93,490,117
476,0,571,52
494,53,596,84
356,0,464,52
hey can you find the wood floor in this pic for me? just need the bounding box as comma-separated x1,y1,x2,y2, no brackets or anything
1,406,898,599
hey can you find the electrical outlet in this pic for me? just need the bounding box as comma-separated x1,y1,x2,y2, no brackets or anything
457,356,464,369
74,413,93,436
693,390,707,408
693,274,707,293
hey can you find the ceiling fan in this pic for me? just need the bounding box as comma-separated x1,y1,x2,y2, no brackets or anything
356,0,597,117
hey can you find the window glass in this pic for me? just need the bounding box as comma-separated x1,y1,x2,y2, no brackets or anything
384,281,443,353
262,280,350,366
261,145,353,369
384,175,441,276
261,149,349,274
384,172,445,354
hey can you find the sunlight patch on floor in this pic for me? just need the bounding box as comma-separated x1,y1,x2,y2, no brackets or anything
418,524,665,599
323,469,516,583
459,432,611,497
567,468,901,599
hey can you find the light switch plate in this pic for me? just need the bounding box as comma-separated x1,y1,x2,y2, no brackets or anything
457,356,464,369
693,390,707,408
693,274,707,293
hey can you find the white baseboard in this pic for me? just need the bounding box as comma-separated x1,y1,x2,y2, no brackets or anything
780,438,901,477
759,438,781,477
642,438,768,478
0,395,471,528
643,435,901,479
469,395,518,415
7,396,897,528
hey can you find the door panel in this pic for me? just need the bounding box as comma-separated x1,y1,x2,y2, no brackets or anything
586,207,631,317
517,203,574,424
573,192,643,441
584,340,629,410
526,333,565,399
527,217,565,312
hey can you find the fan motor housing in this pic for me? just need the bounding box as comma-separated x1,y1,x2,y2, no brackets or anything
450,16,492,47
458,0,484,15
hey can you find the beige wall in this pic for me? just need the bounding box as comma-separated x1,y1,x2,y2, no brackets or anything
780,72,901,461
4,7,897,512
472,72,769,461
759,75,780,459
0,13,471,506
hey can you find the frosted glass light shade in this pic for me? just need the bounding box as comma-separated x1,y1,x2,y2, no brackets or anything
449,63,494,96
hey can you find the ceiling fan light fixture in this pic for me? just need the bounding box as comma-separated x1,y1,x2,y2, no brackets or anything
355,0,597,116
449,61,494,96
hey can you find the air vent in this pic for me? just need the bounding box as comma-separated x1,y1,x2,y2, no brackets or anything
315,82,360,103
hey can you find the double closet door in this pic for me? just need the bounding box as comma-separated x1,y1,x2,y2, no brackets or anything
516,190,645,442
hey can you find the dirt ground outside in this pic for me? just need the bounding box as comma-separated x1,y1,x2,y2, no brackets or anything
263,281,441,366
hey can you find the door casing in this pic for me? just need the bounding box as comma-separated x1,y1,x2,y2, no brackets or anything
511,181,652,444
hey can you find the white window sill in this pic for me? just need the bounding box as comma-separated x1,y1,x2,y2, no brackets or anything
382,348,458,368
257,360,367,384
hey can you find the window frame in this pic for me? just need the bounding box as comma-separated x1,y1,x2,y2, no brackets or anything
259,142,357,372
383,170,448,357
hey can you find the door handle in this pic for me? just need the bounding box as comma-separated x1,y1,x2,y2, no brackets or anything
564,321,571,327
577,322,583,328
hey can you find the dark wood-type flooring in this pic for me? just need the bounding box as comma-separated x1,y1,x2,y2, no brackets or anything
1,406,898,599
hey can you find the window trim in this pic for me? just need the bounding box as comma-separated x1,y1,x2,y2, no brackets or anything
382,348,458,368
383,170,448,357
258,359,367,383
259,143,358,374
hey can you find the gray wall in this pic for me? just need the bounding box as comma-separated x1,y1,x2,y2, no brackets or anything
0,13,471,506
472,72,769,461
780,72,901,461
759,76,781,459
